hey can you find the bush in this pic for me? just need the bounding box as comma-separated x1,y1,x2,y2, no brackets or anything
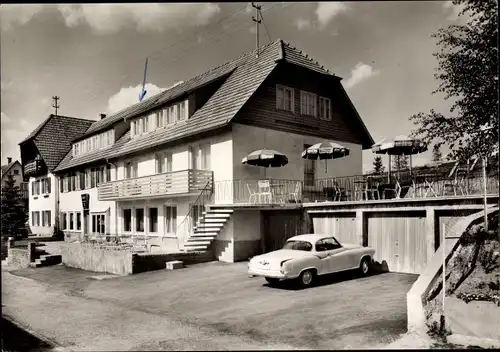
52,226,64,240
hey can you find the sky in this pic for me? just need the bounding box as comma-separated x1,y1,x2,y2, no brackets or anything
0,1,468,173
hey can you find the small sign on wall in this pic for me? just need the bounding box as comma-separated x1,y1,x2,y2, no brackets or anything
81,193,90,215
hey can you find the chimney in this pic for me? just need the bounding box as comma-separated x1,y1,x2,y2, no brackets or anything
7,157,12,164
100,113,106,120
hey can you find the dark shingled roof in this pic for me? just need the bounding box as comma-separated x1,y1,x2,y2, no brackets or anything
54,39,369,173
19,115,95,172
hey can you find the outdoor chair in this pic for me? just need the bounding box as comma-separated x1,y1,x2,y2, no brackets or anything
246,183,259,204
383,182,402,199
443,166,467,196
257,180,273,203
289,182,301,203
364,180,381,200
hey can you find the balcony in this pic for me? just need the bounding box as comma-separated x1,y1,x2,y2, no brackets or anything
97,169,213,201
23,160,45,178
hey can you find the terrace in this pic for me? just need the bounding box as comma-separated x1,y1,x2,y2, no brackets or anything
212,166,499,206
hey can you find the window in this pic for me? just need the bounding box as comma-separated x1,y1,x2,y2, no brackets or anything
319,97,332,121
166,107,174,125
62,212,67,230
70,172,76,192
42,211,51,227
76,213,81,231
149,208,158,233
79,171,86,190
283,240,313,251
168,105,177,124
92,214,106,235
32,211,40,227
33,180,40,195
142,116,149,133
123,209,132,232
300,90,317,117
191,144,211,170
178,101,187,122
69,213,74,230
13,169,19,175
304,144,316,187
90,168,97,188
276,85,294,112
124,161,137,179
155,152,172,174
155,110,164,128
135,208,144,232
106,165,111,182
85,169,91,188
315,237,340,252
165,206,177,234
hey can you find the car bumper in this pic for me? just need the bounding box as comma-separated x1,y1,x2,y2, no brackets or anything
248,266,294,280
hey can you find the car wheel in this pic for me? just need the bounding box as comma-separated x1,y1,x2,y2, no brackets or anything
265,277,280,285
298,269,315,288
359,257,371,276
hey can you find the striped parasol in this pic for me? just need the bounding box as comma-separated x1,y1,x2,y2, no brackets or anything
301,142,350,173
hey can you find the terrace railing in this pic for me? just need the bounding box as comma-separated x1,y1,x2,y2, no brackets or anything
214,179,303,205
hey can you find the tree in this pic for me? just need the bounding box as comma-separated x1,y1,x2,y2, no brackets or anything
392,155,409,171
432,144,443,163
1,173,28,238
409,0,498,162
373,156,385,174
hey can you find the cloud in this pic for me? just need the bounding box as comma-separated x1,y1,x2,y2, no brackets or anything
344,62,380,89
315,2,349,29
442,1,466,21
295,18,312,31
106,81,184,114
0,4,46,31
1,4,221,34
0,111,37,161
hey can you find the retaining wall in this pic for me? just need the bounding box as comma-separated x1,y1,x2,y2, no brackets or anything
60,242,214,275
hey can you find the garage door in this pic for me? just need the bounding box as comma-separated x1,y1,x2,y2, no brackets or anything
312,214,358,245
263,210,303,252
367,212,427,274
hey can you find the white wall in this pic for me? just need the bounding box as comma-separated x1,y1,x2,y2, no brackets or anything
28,173,58,236
59,186,116,235
232,123,363,181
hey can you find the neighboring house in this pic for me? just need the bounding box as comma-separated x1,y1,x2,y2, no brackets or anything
1,157,29,206
19,115,95,236
22,39,374,261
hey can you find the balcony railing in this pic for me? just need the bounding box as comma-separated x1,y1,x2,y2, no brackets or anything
97,169,213,201
23,160,44,178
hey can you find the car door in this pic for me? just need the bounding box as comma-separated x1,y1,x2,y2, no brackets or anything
322,237,352,273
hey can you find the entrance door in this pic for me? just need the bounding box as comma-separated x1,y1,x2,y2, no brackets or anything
263,210,303,252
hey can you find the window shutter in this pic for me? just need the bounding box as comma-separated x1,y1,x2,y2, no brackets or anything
47,178,51,193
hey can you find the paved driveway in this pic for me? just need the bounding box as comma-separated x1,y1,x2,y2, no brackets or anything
4,262,417,350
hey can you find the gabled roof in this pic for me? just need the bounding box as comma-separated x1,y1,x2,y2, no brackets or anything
19,114,95,172
54,39,371,172
1,160,21,178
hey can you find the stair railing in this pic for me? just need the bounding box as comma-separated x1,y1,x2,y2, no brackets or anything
176,181,213,251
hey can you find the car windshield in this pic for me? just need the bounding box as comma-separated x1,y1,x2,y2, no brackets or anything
283,240,312,251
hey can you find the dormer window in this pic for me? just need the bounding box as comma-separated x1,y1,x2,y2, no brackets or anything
72,129,115,158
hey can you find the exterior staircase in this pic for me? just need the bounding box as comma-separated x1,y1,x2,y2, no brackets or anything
30,254,62,268
184,208,233,252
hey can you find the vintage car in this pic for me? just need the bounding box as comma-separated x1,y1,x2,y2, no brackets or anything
248,234,376,287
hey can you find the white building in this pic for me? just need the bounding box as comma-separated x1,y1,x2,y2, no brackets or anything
21,39,374,262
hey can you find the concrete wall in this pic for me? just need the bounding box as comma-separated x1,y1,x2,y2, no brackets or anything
445,297,500,341
60,242,213,275
60,242,134,275
29,173,58,236
232,123,362,182
232,210,262,261
214,217,234,262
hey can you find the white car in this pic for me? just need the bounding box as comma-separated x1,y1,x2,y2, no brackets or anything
248,234,376,287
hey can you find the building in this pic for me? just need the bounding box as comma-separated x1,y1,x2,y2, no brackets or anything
19,114,95,236
22,39,374,261
1,157,29,205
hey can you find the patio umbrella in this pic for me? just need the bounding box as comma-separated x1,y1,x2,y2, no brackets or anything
372,135,428,183
242,149,288,179
301,142,350,173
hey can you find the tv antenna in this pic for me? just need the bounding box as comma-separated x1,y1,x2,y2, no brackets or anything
252,3,262,58
52,96,60,115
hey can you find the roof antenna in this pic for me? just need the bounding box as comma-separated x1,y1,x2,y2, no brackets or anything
52,96,60,116
252,3,262,58
139,57,149,102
